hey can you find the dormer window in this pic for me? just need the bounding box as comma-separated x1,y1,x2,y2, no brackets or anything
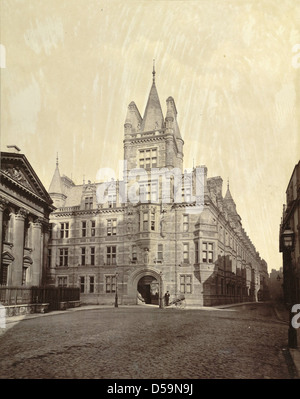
108,193,116,208
85,196,93,210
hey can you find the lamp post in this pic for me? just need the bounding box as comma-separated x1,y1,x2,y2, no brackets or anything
282,228,297,348
114,272,118,308
159,271,163,309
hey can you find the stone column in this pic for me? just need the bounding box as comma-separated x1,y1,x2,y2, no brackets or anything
0,201,5,265
12,209,27,285
42,223,50,286
0,197,9,264
32,219,43,287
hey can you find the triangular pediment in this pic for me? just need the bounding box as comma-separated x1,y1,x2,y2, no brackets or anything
2,164,39,194
0,152,53,206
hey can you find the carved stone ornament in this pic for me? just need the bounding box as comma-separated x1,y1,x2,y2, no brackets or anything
4,167,32,190
144,248,149,264
126,219,133,233
15,208,29,221
0,196,9,210
126,203,133,216
32,217,44,228
160,212,166,238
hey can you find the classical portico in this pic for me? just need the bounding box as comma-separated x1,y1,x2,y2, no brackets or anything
0,147,54,288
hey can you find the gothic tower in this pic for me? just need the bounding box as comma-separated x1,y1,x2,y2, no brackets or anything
123,64,184,173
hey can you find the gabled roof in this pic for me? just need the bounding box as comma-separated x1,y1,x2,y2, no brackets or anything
63,184,86,207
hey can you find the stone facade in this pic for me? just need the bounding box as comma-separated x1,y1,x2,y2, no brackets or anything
0,146,54,288
280,160,300,304
48,71,269,306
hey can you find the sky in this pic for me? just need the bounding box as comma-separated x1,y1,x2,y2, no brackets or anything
1,0,299,273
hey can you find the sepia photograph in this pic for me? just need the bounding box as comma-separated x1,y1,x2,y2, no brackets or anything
0,0,299,388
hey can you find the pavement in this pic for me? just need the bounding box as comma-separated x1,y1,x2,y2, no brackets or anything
217,301,300,378
2,301,300,379
270,302,300,379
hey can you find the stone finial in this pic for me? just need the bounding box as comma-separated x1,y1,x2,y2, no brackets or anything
152,59,156,84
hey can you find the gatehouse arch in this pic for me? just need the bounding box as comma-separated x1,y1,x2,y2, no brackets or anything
128,267,163,306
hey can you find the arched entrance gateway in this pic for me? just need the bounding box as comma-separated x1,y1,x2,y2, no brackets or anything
128,268,162,306
137,275,159,305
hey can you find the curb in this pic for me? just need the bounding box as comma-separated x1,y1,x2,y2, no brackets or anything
271,304,300,379
3,304,135,325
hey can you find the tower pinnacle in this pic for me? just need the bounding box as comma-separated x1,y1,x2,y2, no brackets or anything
48,155,67,208
152,59,156,84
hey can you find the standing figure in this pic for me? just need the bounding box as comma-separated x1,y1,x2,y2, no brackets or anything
164,291,170,306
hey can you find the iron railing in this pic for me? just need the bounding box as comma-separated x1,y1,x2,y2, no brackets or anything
0,286,80,310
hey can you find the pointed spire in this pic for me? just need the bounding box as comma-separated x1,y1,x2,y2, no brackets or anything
224,179,233,200
224,179,235,207
141,63,164,132
124,101,142,136
124,105,133,126
49,156,64,195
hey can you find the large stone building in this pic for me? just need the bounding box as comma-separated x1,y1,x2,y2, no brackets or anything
0,146,54,288
280,160,300,305
47,69,269,306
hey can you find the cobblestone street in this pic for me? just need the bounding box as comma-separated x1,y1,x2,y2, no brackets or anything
0,303,297,379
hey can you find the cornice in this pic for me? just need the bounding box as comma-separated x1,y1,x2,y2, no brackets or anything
53,207,125,217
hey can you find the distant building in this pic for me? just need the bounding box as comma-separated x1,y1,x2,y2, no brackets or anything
280,160,300,304
47,68,269,306
269,268,283,301
0,146,54,287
